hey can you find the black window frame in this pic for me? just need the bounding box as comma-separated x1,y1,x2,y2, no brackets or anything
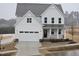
58,29,61,34
51,17,54,23
29,18,32,23
35,32,39,33
19,31,24,33
30,31,33,33
25,31,29,33
44,17,47,23
51,29,54,34
59,18,61,23
27,18,32,23
27,18,29,23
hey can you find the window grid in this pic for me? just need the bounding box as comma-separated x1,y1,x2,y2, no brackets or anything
59,18,61,23
51,29,54,34
58,29,61,34
19,31,39,33
27,18,32,23
51,18,54,23
44,17,47,23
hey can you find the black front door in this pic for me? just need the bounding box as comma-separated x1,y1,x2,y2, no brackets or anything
43,29,47,38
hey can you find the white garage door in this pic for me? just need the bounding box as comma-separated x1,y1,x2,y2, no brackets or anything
17,31,42,41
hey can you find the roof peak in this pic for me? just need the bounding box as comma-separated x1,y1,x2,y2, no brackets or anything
18,3,52,5
16,3,63,17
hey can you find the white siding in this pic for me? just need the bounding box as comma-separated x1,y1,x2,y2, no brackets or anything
41,4,64,24
41,4,64,39
15,10,43,41
36,17,42,24
15,4,65,40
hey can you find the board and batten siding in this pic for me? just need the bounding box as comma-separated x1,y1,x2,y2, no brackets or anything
15,10,43,41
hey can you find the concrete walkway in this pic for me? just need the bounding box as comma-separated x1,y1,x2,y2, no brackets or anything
16,41,41,56
15,41,79,56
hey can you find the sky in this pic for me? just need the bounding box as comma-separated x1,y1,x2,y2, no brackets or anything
0,3,16,20
0,3,79,20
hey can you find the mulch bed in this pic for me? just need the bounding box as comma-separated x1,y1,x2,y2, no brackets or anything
39,38,73,43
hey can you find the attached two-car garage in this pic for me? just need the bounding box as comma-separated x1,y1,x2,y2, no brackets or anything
15,10,43,41
16,30,42,41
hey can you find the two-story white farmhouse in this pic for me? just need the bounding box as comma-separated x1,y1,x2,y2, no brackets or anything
15,3,64,41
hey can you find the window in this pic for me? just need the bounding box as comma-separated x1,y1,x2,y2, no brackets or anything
27,18,29,23
30,31,33,33
44,17,47,23
59,18,61,23
19,31,24,33
19,31,39,33
25,31,29,33
35,32,39,33
29,18,32,23
51,29,54,34
27,18,32,23
58,29,61,34
51,17,54,23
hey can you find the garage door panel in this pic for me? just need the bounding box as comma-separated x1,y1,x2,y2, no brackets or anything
18,33,42,41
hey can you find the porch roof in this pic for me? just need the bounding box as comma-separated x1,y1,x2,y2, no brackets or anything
43,24,64,29
43,24,64,27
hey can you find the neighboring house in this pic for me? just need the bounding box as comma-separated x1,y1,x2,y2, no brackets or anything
15,3,64,41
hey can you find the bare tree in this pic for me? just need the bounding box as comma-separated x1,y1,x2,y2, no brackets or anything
70,21,74,40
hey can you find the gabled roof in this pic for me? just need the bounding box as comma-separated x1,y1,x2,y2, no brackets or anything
55,4,64,14
15,3,64,17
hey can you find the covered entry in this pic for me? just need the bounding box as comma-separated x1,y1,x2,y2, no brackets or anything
43,27,64,39
43,29,48,38
43,28,57,39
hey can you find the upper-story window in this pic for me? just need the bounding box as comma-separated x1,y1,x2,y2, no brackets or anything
44,17,47,23
27,18,32,23
58,18,61,23
51,17,54,23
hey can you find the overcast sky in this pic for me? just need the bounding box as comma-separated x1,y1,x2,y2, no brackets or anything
0,3,79,20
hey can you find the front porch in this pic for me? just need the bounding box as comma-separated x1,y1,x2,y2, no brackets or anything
43,28,64,39
42,24,64,39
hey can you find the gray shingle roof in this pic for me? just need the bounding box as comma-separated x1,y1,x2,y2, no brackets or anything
16,3,64,17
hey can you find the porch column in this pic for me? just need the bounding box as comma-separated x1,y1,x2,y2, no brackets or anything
57,29,59,39
50,28,51,39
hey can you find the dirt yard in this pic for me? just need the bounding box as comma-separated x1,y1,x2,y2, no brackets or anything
64,26,79,42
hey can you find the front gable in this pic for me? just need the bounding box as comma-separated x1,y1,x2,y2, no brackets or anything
41,4,64,17
15,10,43,41
23,10,36,18
16,10,36,26
16,10,42,31
41,4,64,24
